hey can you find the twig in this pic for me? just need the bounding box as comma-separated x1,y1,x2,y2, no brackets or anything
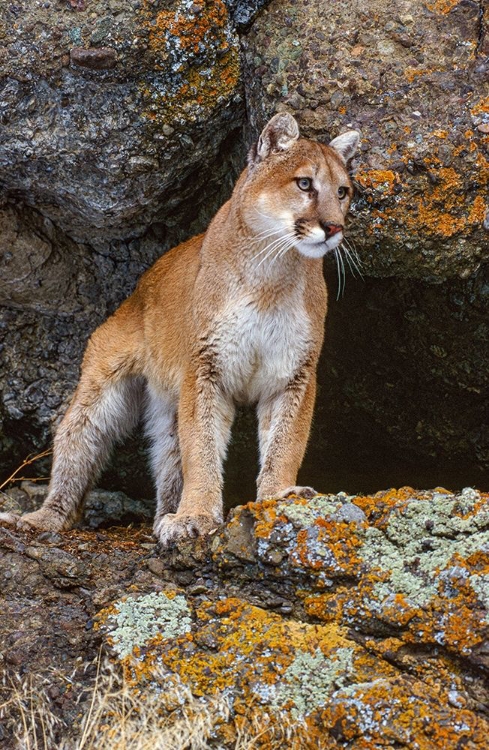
0,449,52,493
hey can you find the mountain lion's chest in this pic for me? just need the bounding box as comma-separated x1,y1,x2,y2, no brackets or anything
209,295,312,404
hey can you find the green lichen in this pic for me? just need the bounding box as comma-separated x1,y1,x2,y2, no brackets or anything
107,592,192,659
360,490,489,607
272,647,355,720
280,493,356,528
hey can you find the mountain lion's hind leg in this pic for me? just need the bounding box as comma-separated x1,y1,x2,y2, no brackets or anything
144,387,183,540
17,333,143,532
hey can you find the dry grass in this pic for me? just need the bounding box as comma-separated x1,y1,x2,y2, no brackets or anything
0,660,274,750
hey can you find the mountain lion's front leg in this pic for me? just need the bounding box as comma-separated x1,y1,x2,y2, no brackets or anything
155,368,235,547
257,364,317,501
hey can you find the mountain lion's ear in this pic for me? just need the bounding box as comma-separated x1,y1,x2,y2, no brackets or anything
249,113,300,166
328,130,361,163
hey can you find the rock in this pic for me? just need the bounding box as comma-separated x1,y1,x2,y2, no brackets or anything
70,47,118,70
25,545,90,588
224,0,270,29
0,482,153,528
83,488,154,528
1,488,489,745
93,488,489,747
0,0,244,244
243,0,488,280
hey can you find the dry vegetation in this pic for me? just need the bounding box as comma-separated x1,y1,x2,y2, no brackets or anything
0,659,272,750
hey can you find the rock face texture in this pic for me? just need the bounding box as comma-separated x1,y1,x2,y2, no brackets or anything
0,0,243,243
243,0,488,279
1,488,488,747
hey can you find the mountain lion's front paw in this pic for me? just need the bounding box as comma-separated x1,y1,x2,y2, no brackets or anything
0,508,66,532
275,486,318,500
154,513,219,548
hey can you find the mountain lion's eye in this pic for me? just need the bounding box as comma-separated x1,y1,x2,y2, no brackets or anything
296,177,312,191
338,186,348,199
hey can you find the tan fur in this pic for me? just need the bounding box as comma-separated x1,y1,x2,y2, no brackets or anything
5,114,360,547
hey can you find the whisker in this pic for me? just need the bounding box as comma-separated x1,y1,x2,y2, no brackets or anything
343,235,359,253
253,232,297,267
256,238,294,269
252,207,275,221
251,235,288,262
343,238,363,270
256,235,297,269
269,240,295,268
250,227,284,243
334,247,346,299
334,249,342,300
339,248,346,298
343,237,361,260
343,248,358,279
344,244,364,279
255,242,285,268
342,245,363,280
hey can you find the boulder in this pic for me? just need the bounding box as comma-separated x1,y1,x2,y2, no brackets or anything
242,0,488,279
0,0,245,243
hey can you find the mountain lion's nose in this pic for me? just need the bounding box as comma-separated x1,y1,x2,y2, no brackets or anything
320,222,343,238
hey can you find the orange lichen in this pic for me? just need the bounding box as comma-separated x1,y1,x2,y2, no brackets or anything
471,96,489,116
147,0,231,61
323,676,487,748
356,169,399,195
250,498,284,538
96,487,489,746
424,0,460,14
359,147,487,239
404,66,440,82
407,164,484,237
139,0,240,123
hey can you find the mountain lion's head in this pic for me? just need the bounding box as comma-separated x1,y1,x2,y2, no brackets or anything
243,113,360,260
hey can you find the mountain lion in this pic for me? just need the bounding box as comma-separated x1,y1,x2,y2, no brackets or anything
2,113,360,546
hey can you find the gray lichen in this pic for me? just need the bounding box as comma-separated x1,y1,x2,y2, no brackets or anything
106,592,192,659
270,647,355,720
360,489,489,608
279,493,364,529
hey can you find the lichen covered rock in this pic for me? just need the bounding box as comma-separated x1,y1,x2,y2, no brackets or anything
95,488,489,747
0,0,243,242
216,489,489,664
243,0,489,279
